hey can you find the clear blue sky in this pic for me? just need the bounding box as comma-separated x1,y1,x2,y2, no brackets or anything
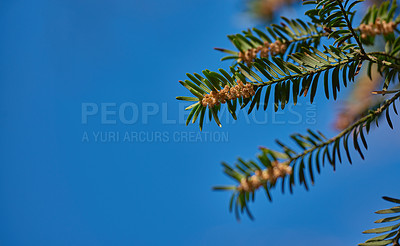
0,0,399,245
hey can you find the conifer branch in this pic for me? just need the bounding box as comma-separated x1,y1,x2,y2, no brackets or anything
177,0,400,226
367,54,400,71
368,52,400,63
335,0,367,56
285,90,400,165
360,196,400,245
215,90,400,220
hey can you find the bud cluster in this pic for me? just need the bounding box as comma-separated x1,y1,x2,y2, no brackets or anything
359,19,397,39
238,161,293,192
238,40,287,66
201,81,255,108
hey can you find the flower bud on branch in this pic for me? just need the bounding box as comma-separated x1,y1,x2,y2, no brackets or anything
201,81,256,108
238,161,293,192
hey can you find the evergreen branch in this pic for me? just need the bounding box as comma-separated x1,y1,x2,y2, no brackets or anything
368,52,400,63
216,20,326,64
358,0,399,46
256,57,355,87
367,55,400,71
177,45,363,128
360,197,400,246
253,51,398,89
178,42,400,129
336,0,367,55
177,0,400,227
285,90,400,164
216,91,400,220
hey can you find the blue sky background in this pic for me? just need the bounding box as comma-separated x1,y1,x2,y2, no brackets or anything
0,0,399,245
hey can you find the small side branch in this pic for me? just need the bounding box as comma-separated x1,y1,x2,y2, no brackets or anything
336,0,367,56
286,90,400,164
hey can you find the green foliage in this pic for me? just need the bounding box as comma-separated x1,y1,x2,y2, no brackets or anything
359,197,400,246
215,92,400,219
216,20,324,63
360,0,399,45
177,44,364,129
176,0,400,241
